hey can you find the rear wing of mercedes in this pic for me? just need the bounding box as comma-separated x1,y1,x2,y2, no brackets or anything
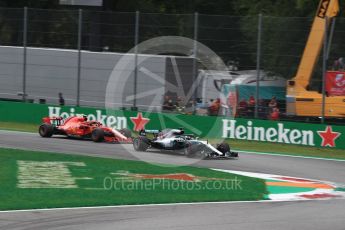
138,129,160,136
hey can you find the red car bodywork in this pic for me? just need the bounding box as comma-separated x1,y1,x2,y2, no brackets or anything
40,116,132,143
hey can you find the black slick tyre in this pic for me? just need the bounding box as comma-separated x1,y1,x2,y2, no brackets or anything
133,137,149,151
39,123,54,137
91,128,104,142
216,142,230,154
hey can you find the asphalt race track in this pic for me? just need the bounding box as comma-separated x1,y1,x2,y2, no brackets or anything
1,200,345,230
1,130,345,230
1,130,344,183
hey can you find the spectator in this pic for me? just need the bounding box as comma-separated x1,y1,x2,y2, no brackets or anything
257,99,267,119
339,57,344,70
270,107,280,120
195,98,203,106
195,98,209,115
208,98,220,116
175,96,185,113
209,99,214,106
248,95,255,107
185,99,196,114
162,95,175,111
333,59,340,70
247,95,256,117
58,92,65,106
238,98,248,117
268,96,277,112
332,57,344,70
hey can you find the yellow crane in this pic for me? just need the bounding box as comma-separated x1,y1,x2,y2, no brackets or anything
286,0,345,117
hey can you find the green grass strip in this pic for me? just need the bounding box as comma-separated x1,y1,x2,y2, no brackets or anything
218,139,345,160
0,147,266,211
0,121,37,133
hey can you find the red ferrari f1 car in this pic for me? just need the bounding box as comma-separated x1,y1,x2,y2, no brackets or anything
38,115,132,143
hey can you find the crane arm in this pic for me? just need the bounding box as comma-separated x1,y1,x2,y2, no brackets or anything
293,0,339,89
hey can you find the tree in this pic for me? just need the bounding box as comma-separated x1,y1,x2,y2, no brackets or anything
231,0,319,77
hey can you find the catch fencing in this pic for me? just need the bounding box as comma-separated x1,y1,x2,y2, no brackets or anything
0,7,345,123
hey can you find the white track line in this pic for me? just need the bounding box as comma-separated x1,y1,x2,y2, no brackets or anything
0,199,319,213
235,150,345,162
0,129,37,135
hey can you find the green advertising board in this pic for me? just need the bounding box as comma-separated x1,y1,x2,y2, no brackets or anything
0,101,344,149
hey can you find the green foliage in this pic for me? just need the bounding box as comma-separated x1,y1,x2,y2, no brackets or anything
232,0,345,78
233,0,319,17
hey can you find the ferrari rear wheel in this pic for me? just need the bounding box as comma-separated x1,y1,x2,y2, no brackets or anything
91,128,104,142
39,123,54,137
133,137,149,151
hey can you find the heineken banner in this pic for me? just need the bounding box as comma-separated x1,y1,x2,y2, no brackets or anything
0,101,344,149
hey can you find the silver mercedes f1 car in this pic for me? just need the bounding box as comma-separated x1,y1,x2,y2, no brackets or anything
133,128,238,159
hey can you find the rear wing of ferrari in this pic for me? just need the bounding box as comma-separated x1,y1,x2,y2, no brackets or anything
42,116,64,126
